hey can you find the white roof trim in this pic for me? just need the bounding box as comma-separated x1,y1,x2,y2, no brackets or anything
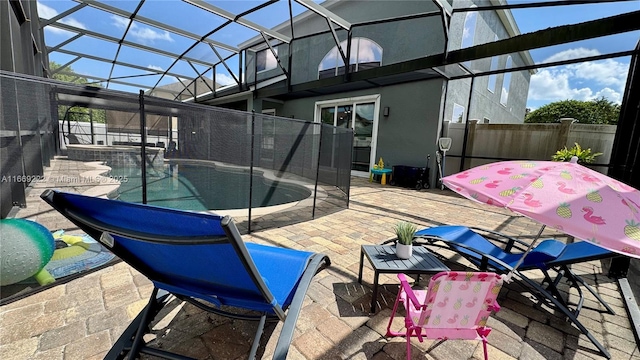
239,0,342,49
293,0,351,31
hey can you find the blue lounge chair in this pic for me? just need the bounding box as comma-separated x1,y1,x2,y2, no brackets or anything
40,189,330,360
414,225,617,359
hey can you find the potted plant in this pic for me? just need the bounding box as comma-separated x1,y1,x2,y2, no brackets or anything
394,221,417,259
552,142,602,164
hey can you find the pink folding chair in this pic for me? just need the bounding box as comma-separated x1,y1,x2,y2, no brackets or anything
386,271,504,360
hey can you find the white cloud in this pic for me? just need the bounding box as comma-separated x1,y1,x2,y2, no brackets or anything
528,69,592,101
215,73,237,86
110,15,173,44
355,39,381,63
543,48,600,63
529,48,629,105
44,26,73,36
148,65,164,72
38,2,86,35
132,28,173,43
37,2,57,19
567,59,628,89
62,18,86,30
593,87,622,104
111,16,130,29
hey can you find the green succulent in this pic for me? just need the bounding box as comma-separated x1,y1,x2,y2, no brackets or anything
394,222,417,245
552,143,602,164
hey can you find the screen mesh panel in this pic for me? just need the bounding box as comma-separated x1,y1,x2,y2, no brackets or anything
1,72,351,232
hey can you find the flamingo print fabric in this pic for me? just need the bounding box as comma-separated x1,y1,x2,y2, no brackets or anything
413,272,502,331
442,160,640,258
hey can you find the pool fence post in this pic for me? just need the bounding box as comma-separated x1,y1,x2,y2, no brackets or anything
248,110,256,233
89,110,95,145
312,123,323,219
139,90,147,204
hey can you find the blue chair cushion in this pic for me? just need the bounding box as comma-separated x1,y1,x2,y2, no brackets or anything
415,226,563,269
416,226,613,272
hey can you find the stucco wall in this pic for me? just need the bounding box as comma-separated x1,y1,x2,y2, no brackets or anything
279,79,445,184
445,0,531,125
246,1,445,85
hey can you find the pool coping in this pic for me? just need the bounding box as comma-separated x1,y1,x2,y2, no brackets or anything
80,158,327,219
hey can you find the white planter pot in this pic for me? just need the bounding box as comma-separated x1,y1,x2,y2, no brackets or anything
396,243,413,259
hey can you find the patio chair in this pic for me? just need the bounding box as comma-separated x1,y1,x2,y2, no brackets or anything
40,189,330,360
414,225,617,359
386,271,504,360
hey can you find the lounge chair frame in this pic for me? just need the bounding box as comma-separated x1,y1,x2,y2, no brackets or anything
414,226,617,359
467,227,615,316
41,189,330,360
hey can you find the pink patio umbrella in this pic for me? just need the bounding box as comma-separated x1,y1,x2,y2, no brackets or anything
442,158,640,265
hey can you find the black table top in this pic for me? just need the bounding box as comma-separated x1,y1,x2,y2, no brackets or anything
361,245,450,273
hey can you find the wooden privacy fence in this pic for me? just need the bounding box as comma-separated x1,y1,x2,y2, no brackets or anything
443,118,616,175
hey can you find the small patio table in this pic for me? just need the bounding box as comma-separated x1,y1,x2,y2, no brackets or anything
369,168,392,185
358,244,450,313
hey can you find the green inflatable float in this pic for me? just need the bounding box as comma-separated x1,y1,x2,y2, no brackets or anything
0,219,55,286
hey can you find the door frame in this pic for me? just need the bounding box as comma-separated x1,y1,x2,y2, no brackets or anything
314,94,381,177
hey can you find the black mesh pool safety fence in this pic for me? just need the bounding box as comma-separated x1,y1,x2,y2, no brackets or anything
1,71,352,234
1,72,58,218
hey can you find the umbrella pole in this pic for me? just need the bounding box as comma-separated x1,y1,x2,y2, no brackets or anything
505,225,546,281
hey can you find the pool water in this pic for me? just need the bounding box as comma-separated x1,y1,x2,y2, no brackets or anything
108,162,312,211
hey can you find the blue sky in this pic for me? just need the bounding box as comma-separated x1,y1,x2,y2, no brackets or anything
509,0,639,109
37,0,308,93
37,0,639,109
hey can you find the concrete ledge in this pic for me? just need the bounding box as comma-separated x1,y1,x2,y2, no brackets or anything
66,145,164,167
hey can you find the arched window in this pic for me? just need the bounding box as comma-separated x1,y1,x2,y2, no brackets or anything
487,36,498,92
461,7,477,70
461,10,477,49
318,37,382,79
500,56,512,106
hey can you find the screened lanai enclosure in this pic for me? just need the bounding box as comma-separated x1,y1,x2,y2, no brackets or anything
2,0,640,314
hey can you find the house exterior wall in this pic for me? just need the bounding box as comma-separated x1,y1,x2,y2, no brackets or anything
278,79,445,181
445,0,531,125
217,0,533,186
246,1,444,85
1,1,46,76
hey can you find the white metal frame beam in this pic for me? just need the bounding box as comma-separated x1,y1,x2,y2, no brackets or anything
44,21,214,68
182,0,292,43
74,0,239,53
51,48,196,81
293,0,351,30
55,71,181,94
40,3,88,27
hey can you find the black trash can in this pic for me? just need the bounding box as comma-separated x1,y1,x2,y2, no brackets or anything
391,165,425,188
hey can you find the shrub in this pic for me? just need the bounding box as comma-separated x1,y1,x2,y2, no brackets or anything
552,143,602,164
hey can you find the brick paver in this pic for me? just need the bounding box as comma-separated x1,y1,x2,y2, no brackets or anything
0,156,638,359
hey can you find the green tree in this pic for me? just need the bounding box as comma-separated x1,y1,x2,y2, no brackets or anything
50,61,106,124
524,97,620,125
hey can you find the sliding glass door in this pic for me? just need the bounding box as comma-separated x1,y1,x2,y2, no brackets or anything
316,95,380,174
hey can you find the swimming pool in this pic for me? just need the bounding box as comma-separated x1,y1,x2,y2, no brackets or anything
108,161,313,213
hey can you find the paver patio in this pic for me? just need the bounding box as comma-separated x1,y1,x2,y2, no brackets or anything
1,156,638,359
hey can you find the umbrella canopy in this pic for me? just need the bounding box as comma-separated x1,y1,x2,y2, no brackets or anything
442,159,640,259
